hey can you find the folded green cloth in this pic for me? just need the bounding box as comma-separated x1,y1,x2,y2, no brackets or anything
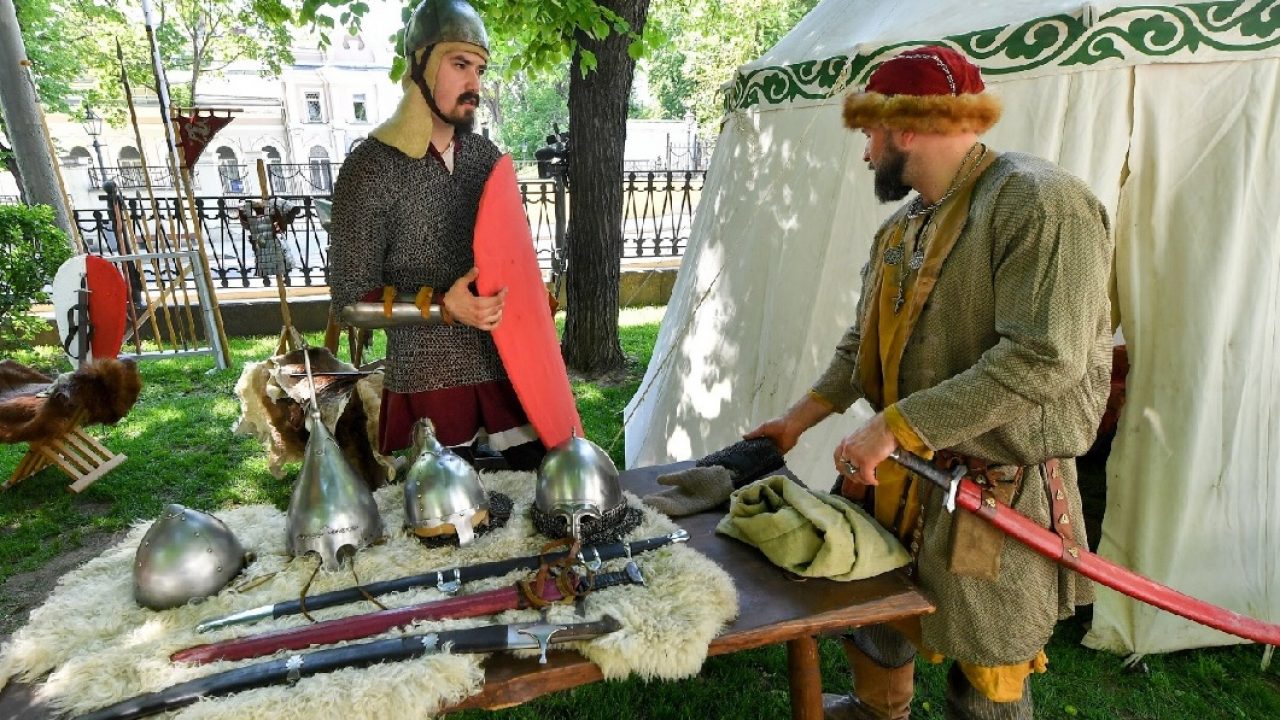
715,474,910,581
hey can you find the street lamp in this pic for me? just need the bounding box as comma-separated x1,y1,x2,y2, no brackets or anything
81,106,109,186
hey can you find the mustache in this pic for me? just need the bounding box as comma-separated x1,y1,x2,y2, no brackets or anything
457,92,480,106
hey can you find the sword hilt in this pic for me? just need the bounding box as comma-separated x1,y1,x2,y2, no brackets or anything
889,449,966,513
579,561,646,592
513,614,623,663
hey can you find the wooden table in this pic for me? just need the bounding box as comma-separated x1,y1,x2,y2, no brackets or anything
445,462,934,719
0,463,933,720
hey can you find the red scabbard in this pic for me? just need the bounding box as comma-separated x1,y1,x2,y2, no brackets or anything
956,477,1280,646
172,579,566,665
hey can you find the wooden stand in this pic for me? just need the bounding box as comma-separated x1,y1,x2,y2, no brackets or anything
4,412,126,493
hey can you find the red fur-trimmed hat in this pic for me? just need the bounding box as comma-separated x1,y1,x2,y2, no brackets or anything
843,46,1001,134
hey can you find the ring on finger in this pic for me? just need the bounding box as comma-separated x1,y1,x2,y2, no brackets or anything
840,458,858,474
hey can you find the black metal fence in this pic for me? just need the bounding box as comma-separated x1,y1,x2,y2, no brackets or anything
72,170,705,291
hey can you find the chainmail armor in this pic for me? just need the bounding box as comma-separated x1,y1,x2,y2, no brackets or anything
328,134,506,393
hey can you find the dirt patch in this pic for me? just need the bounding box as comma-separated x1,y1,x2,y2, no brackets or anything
0,530,126,644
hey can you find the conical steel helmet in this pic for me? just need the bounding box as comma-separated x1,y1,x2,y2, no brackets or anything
133,504,248,610
402,0,489,58
402,419,489,545
535,431,624,541
286,408,386,570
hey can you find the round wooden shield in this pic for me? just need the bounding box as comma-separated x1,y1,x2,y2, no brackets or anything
51,254,128,364
473,155,582,448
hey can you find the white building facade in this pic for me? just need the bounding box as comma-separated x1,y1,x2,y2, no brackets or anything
37,31,403,210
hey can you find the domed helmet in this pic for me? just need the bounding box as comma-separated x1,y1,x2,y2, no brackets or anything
402,419,489,546
286,407,386,570
533,432,636,543
133,505,249,610
402,0,489,59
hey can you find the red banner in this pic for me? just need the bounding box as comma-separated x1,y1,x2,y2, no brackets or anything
175,109,235,168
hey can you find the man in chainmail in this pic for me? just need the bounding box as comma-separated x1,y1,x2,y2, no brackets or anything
742,47,1112,719
327,0,544,469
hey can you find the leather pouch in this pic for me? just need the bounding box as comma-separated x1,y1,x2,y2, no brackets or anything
947,466,1021,580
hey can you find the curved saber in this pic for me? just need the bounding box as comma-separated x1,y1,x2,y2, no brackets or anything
889,450,1280,646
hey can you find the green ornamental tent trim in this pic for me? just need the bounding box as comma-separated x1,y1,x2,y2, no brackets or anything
725,0,1280,113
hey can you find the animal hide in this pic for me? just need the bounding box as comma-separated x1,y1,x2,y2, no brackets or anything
0,359,142,444
234,347,392,488
0,472,739,719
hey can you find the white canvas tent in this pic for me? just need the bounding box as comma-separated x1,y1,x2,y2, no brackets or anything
625,0,1280,656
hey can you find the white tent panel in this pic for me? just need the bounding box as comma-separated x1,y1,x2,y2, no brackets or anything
1084,59,1280,655
750,0,1088,69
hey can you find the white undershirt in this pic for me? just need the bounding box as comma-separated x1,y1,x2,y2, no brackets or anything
440,141,455,173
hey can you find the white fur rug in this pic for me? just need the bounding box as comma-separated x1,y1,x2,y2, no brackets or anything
0,472,738,719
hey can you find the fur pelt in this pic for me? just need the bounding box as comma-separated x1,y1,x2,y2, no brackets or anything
233,348,391,488
0,358,142,444
843,91,1002,135
0,472,738,719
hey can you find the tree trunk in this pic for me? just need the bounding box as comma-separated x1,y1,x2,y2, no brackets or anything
0,0,72,234
561,0,650,376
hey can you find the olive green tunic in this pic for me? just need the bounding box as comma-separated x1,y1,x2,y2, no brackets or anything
812,152,1113,665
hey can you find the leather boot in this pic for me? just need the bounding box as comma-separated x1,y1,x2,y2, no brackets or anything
943,663,1033,720
823,637,914,720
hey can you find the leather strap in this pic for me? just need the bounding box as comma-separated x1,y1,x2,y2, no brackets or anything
935,451,1083,566
1042,458,1083,566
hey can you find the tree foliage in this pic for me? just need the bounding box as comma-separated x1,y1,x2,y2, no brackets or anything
644,0,819,132
494,71,569,162
0,204,73,349
16,0,296,127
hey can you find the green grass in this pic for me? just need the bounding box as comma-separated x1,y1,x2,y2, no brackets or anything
2,311,1277,719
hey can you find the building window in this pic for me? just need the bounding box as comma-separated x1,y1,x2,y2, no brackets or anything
216,146,245,193
308,145,332,192
305,92,324,123
262,146,286,193
118,146,145,188
352,94,368,123
67,147,92,165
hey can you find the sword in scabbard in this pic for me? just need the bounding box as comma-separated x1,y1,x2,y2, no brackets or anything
174,562,646,665
78,615,623,720
195,530,687,633
887,449,1280,646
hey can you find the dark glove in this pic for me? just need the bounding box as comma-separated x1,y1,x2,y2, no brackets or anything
642,438,786,518
697,438,785,489
643,466,734,518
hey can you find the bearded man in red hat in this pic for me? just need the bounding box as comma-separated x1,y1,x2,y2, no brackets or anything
746,46,1113,719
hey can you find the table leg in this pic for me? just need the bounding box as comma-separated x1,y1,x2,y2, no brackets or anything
787,635,822,720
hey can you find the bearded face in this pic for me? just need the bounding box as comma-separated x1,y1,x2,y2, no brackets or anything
441,91,480,131
872,138,912,203
431,50,485,132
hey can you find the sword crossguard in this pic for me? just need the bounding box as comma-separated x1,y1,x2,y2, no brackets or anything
517,618,569,664
944,465,965,513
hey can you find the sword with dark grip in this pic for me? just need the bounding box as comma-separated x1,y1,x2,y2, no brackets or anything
78,616,622,720
174,563,646,665
195,530,686,633
886,449,1280,646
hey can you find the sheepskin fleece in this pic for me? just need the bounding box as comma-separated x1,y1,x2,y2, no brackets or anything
0,472,737,718
233,357,391,481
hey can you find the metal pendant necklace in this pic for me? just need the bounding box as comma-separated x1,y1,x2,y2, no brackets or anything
884,142,987,314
